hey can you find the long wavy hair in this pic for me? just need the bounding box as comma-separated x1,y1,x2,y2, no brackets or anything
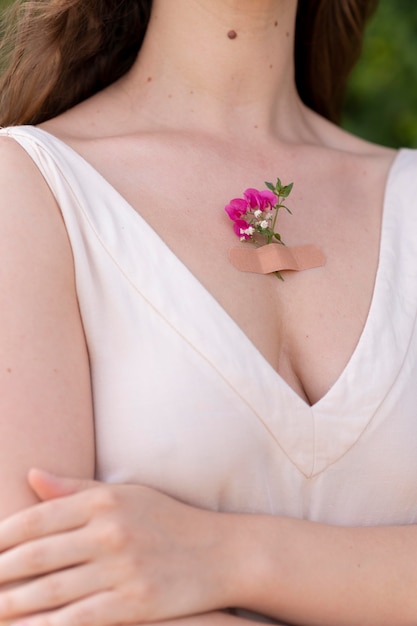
0,0,378,127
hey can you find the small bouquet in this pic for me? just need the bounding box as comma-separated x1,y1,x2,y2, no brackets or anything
225,179,293,279
225,179,325,279
225,179,293,244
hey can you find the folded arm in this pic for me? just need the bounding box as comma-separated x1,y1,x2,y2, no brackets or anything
0,470,416,626
228,512,417,625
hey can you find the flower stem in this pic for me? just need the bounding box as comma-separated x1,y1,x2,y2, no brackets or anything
271,199,283,243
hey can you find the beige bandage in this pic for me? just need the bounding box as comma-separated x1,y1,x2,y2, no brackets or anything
229,244,326,274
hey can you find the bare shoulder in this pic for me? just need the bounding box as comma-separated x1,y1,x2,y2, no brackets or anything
297,108,400,205
307,106,397,162
0,132,45,178
38,85,123,143
0,133,71,276
0,133,95,519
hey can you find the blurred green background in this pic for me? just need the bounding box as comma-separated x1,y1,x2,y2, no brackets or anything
1,0,416,147
343,0,417,148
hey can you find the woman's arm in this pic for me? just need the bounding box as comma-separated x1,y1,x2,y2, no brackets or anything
0,136,95,519
0,470,415,626
231,513,417,626
0,613,290,626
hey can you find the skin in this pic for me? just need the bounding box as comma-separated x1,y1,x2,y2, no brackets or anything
0,0,415,625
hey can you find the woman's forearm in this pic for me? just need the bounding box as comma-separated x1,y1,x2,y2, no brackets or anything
1,475,415,626
0,613,290,626
223,513,417,625
145,613,287,626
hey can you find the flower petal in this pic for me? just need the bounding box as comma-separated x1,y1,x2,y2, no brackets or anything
243,188,263,209
225,198,249,221
233,218,252,239
258,190,277,210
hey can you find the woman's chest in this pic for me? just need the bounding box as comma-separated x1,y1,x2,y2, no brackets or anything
74,136,387,405
60,136,417,509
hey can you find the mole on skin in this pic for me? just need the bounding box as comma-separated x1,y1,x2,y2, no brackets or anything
227,30,237,39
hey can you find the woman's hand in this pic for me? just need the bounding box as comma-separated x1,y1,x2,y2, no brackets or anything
0,470,239,626
0,614,287,626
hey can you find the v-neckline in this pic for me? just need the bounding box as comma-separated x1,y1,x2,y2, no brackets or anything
10,126,405,410
26,127,405,407
6,125,416,477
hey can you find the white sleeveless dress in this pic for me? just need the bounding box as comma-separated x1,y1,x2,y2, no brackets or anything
2,125,417,527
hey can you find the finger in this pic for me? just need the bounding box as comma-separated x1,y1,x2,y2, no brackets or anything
8,589,136,626
0,490,97,552
0,563,107,621
28,469,98,501
0,528,92,584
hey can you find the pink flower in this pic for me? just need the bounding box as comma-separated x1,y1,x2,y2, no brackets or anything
224,198,248,221
224,187,278,242
224,179,293,267
243,188,276,211
233,218,252,239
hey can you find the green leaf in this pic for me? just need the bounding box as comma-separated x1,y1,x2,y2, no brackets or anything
280,182,294,198
265,181,275,191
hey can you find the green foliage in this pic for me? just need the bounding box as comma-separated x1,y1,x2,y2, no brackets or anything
343,0,417,148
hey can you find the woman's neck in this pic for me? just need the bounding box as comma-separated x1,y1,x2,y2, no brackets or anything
122,0,314,141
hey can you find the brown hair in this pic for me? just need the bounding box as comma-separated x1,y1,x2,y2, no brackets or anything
0,0,377,127
295,0,378,122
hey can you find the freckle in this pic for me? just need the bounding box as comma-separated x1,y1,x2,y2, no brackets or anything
274,21,278,27
254,125,258,129
147,76,152,82
286,31,290,37
6,368,11,373
168,94,172,99
190,90,194,95
227,30,237,40
269,64,273,69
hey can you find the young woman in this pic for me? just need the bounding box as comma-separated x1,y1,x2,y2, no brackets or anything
0,1,416,625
